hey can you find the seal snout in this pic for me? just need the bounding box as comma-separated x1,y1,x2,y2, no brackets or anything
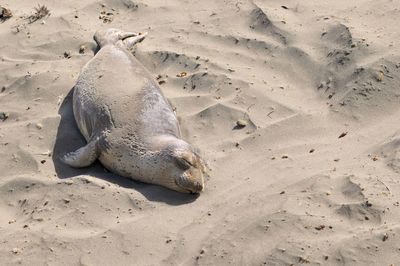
186,180,204,194
191,181,204,194
171,146,206,193
175,173,204,194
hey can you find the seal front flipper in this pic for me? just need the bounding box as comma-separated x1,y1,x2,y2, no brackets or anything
62,138,100,168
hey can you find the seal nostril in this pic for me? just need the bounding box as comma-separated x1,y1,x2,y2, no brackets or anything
194,181,203,192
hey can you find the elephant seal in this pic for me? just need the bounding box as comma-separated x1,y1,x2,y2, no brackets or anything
62,28,205,193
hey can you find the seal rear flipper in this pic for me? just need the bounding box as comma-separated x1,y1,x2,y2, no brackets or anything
61,138,99,168
122,32,148,49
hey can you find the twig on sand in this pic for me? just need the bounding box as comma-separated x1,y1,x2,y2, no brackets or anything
28,4,50,24
377,178,391,195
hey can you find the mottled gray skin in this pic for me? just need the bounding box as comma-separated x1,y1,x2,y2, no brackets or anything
63,29,205,193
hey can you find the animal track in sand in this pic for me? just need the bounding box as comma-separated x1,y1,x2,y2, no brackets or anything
188,103,256,144
0,177,151,237
134,50,203,73
282,174,386,224
315,23,400,120
376,135,400,174
325,58,400,118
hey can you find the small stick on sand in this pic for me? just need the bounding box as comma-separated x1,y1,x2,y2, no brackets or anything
28,5,50,24
376,178,391,195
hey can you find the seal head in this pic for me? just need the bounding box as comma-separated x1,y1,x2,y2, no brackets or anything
157,136,205,193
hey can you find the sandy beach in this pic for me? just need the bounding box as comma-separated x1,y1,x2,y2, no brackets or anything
1,0,400,265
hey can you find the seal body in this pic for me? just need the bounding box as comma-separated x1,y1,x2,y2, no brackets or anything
63,29,205,193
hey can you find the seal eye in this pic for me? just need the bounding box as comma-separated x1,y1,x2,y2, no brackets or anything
175,152,195,171
175,156,194,170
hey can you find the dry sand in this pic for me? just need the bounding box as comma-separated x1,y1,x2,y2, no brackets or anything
1,0,400,265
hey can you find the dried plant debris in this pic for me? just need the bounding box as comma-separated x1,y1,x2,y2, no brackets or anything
12,24,27,34
98,4,116,23
0,112,9,121
99,10,114,23
338,132,348,138
176,71,187,78
28,5,50,24
0,6,12,22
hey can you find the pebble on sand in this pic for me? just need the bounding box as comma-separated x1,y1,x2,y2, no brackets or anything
236,119,247,128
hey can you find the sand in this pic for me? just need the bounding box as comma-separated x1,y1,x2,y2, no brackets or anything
1,0,400,265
